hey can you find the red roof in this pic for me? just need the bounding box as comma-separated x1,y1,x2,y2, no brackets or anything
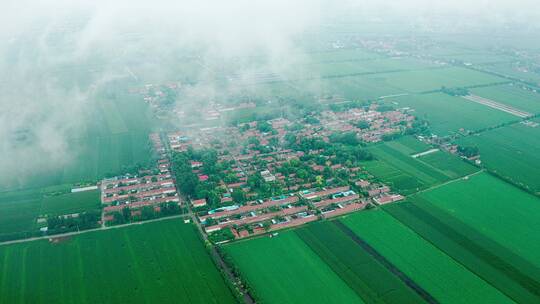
192,198,207,207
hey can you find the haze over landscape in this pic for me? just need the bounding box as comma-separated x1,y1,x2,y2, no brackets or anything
1,1,540,303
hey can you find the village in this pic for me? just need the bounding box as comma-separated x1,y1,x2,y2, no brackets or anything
99,133,182,225
162,101,414,242
93,95,419,241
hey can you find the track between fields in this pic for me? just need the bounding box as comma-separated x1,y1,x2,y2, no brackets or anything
333,221,439,304
462,94,533,118
414,169,485,195
0,214,188,247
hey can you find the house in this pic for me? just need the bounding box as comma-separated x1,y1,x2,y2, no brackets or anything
191,161,203,168
261,170,276,182
192,198,207,208
355,179,371,188
374,194,404,205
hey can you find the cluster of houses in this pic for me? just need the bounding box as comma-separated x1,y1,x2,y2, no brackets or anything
135,82,259,124
162,104,411,240
318,105,416,142
196,181,402,240
100,133,180,223
166,103,415,158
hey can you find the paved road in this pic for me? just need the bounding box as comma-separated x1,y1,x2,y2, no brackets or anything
0,214,188,247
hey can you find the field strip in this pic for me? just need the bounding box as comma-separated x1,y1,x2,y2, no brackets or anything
125,66,138,81
462,94,533,118
0,214,188,247
379,93,409,99
413,169,485,195
412,148,439,158
333,221,439,304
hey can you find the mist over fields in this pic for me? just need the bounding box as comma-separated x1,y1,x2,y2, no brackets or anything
1,0,539,189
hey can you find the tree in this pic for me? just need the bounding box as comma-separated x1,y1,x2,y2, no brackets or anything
256,121,274,133
458,145,480,158
231,189,247,204
122,207,131,222
356,120,370,130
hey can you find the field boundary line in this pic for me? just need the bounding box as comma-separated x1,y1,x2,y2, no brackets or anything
413,169,485,195
333,221,439,304
462,94,532,118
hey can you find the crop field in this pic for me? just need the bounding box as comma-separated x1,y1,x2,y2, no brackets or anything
384,136,432,154
483,62,540,85
341,209,513,304
387,92,516,135
373,66,506,93
364,139,478,194
416,151,478,180
304,49,383,63
384,173,540,303
410,172,540,268
223,232,364,304
0,188,101,241
316,76,406,100
457,121,540,193
470,84,540,114
224,220,438,304
386,199,540,303
290,57,438,79
296,221,426,303
4,93,155,191
439,52,516,65
0,219,236,304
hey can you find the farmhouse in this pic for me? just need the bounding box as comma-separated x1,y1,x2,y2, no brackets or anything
192,198,207,208
374,194,404,205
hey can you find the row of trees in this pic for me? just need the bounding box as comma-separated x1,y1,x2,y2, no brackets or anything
108,202,182,225
47,210,101,234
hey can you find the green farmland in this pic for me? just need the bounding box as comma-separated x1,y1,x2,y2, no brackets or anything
296,221,426,303
410,172,540,269
224,232,364,304
458,121,540,194
3,92,155,191
0,219,236,304
341,209,513,304
483,62,540,85
375,66,506,93
0,188,101,241
364,138,478,194
387,92,516,135
290,57,438,80
384,172,540,303
470,84,540,114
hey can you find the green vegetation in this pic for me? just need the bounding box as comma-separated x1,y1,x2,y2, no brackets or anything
223,232,364,304
0,219,236,304
387,92,516,135
364,139,478,194
458,121,540,194
484,62,540,86
0,188,101,241
470,84,540,114
378,173,540,303
441,86,469,96
410,172,540,268
383,136,431,155
5,91,156,191
296,221,427,303
377,67,506,93
341,209,513,304
386,199,540,304
416,151,478,179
